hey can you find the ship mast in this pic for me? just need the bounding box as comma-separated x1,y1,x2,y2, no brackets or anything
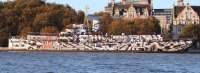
83,0,90,33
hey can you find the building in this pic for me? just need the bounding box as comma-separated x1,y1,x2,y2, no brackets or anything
92,19,100,32
105,0,152,20
177,0,184,6
172,0,200,39
153,9,172,33
72,24,87,35
88,15,100,32
9,36,29,49
27,33,59,49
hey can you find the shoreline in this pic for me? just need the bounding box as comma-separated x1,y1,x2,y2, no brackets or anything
0,48,199,54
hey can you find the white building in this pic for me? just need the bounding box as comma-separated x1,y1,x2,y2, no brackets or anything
92,19,100,32
88,15,101,32
9,36,28,49
27,33,59,49
72,24,87,35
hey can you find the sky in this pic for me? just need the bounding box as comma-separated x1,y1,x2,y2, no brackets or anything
46,0,200,14
1,0,200,14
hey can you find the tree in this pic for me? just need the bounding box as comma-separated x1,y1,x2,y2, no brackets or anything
77,10,85,24
40,26,59,33
181,24,200,40
105,17,161,35
0,0,82,46
20,26,32,38
15,0,27,8
132,17,161,35
165,23,174,39
180,24,193,38
26,0,44,7
181,24,200,48
0,32,8,47
95,12,112,34
1,8,20,35
109,19,122,35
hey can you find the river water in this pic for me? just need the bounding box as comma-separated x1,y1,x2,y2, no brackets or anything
0,52,200,73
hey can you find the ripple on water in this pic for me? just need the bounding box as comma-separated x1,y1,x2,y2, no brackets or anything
0,52,200,73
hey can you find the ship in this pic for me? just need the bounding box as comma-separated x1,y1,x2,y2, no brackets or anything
8,29,193,53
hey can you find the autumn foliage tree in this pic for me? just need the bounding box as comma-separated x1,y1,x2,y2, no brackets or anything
40,26,59,33
181,24,200,48
0,0,84,46
96,14,161,35
0,0,161,46
94,11,161,35
133,17,161,35
94,12,113,34
181,24,200,40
